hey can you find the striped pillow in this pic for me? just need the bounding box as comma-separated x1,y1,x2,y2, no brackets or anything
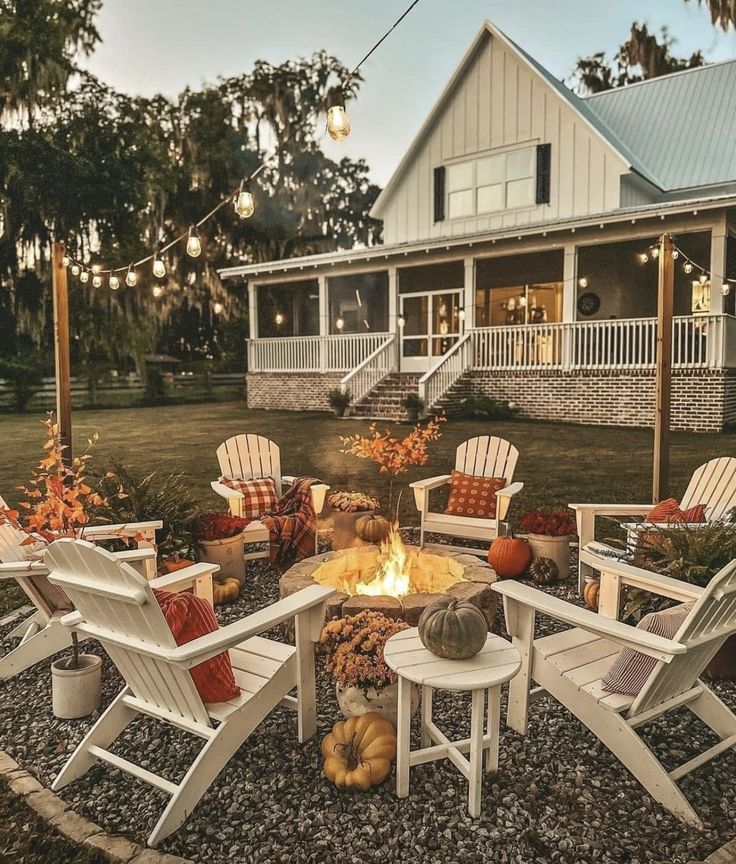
646,498,707,524
221,477,277,518
601,602,694,695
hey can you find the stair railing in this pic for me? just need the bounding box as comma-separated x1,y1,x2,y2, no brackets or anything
340,334,397,405
418,332,473,412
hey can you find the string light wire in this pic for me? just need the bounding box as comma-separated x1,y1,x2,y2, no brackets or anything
640,235,735,293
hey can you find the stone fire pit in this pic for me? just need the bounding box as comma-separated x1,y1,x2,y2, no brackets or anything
279,545,498,628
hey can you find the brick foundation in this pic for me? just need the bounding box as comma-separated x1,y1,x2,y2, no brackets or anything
246,372,343,412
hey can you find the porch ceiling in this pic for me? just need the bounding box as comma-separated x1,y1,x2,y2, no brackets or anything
219,193,736,281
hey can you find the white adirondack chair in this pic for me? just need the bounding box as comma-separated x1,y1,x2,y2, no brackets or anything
46,538,334,847
210,434,329,561
571,456,736,592
493,553,736,827
410,436,523,554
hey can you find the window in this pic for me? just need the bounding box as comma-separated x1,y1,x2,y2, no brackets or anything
445,147,537,218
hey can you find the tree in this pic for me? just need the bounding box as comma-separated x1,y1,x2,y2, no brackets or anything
687,0,736,31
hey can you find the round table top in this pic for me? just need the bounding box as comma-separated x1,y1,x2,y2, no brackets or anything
384,628,521,691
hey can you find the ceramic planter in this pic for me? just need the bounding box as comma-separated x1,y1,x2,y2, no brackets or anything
51,654,102,719
526,533,572,579
199,534,245,583
336,681,419,727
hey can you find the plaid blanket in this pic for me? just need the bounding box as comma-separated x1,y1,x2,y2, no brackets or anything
261,476,319,572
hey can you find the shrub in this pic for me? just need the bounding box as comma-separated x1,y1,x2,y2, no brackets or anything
0,355,43,412
401,393,425,416
327,387,351,412
458,396,518,421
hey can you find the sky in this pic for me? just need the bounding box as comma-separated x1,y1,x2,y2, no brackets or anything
84,0,736,186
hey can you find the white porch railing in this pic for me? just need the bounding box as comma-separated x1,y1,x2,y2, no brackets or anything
340,335,397,403
248,332,391,373
418,332,473,410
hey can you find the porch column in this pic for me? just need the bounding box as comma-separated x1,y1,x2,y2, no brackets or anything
318,274,328,372
710,217,728,314
463,257,476,330
248,282,258,339
388,266,398,333
562,244,577,368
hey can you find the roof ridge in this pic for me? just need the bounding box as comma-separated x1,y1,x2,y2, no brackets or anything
583,56,736,100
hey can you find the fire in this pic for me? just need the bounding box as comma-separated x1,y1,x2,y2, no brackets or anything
354,526,414,598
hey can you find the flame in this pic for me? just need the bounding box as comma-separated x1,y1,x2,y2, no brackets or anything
353,526,413,598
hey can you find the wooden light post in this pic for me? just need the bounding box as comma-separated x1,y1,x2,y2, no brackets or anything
51,241,73,462
652,233,674,502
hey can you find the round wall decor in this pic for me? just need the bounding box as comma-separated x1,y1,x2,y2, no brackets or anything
577,292,601,316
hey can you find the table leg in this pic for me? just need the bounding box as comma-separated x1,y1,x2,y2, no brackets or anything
486,686,500,773
468,688,485,817
396,675,412,799
421,685,433,748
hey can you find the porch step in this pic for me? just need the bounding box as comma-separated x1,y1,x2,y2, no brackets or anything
350,374,421,421
433,372,475,416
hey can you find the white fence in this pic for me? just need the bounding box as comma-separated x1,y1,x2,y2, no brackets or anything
248,332,392,373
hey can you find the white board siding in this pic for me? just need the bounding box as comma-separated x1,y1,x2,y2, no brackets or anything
381,31,629,245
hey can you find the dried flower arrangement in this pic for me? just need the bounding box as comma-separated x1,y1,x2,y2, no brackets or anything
520,509,576,537
193,512,251,541
319,611,409,695
327,491,380,513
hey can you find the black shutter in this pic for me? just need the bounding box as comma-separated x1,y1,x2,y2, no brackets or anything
433,166,446,222
536,143,551,205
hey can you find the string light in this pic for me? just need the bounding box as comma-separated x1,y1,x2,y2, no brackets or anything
91,264,100,276
397,314,406,328
62,255,71,267
234,181,255,219
638,252,649,264
80,270,89,284
213,301,224,314
326,88,351,142
672,249,679,260
274,312,285,325
458,309,466,321
335,316,345,331
71,264,80,276
637,235,733,297
92,274,102,288
186,226,202,257
109,274,120,291
651,246,660,259
152,254,166,279
125,265,137,288
152,284,164,298
699,272,709,285
578,277,588,289
684,262,693,274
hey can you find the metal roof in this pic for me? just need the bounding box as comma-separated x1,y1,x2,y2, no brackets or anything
585,60,736,192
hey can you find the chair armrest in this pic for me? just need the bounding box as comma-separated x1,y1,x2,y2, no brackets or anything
0,560,49,579
112,548,158,565
569,504,652,516
492,580,685,662
211,480,244,500
83,520,162,543
149,562,220,593
410,475,451,514
588,552,704,603
496,481,524,521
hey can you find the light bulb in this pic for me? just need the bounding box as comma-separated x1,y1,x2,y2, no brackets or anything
519,295,528,308
672,249,680,260
578,277,588,289
152,284,163,298
335,317,345,331
397,314,406,329
80,270,89,284
62,255,71,267
274,312,285,326
92,274,102,288
213,301,224,314
109,274,120,291
699,273,708,285
71,265,80,276
458,309,466,321
639,253,649,264
327,105,350,141
721,282,731,297
186,227,202,257
684,262,693,274
234,186,255,219
153,256,166,279
92,264,100,275
125,265,137,288
651,246,660,259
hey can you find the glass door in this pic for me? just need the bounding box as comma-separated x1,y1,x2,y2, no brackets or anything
400,291,463,372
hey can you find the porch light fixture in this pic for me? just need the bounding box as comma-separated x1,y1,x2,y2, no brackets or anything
275,312,285,326
578,277,588,289
326,88,351,142
234,181,255,219
458,309,466,321
335,317,345,331
397,314,406,328
125,265,138,288
186,226,202,258
153,254,166,279
109,274,120,291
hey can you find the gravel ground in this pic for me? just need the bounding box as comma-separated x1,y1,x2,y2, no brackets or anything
1,542,735,864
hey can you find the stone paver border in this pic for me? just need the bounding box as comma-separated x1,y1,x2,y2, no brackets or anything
0,750,193,864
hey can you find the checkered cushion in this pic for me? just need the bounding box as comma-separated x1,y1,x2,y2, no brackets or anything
221,477,277,518
602,602,694,695
444,470,506,519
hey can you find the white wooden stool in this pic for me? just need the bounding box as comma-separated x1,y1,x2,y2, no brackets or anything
384,628,521,817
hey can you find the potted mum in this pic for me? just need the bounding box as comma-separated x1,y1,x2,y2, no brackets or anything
327,491,380,550
194,513,250,583
520,509,576,579
327,387,352,418
319,611,419,726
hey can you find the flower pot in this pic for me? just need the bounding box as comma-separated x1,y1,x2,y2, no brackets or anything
336,681,419,727
199,534,245,583
526,533,572,580
333,406,347,418
51,654,102,719
329,509,375,551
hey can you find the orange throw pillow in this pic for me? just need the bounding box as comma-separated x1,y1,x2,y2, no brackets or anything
444,471,506,519
154,589,239,704
647,498,707,524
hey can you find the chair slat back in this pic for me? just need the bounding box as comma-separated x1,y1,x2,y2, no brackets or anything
629,559,736,717
216,435,283,495
0,494,32,563
455,436,518,483
681,457,736,521
46,539,210,727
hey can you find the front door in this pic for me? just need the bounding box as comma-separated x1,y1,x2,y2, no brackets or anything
400,291,464,373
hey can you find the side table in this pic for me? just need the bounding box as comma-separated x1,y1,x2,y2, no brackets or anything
384,628,521,817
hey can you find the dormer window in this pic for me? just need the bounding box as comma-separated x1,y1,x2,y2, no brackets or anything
445,146,537,219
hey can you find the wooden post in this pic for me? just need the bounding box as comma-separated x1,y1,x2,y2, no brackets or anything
52,241,72,462
653,233,674,502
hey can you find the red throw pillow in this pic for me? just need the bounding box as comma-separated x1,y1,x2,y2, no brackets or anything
222,477,277,518
444,470,506,519
647,498,707,524
154,589,239,704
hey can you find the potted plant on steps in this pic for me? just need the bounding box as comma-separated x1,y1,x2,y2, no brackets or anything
51,633,102,719
327,387,352,418
520,509,576,579
401,392,425,422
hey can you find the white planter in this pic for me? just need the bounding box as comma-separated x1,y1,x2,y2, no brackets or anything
336,681,419,727
51,654,102,719
527,533,572,580
199,534,245,583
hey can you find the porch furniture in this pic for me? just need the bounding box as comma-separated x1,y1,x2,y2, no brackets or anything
384,627,521,817
210,434,329,562
410,436,523,555
492,552,736,827
571,456,736,591
46,538,335,847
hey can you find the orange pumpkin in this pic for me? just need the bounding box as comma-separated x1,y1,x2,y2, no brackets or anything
355,514,391,545
583,579,600,611
488,531,531,579
159,557,195,575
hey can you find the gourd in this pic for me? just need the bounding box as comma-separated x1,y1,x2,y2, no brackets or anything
355,514,391,545
583,579,600,611
213,577,240,605
322,712,397,791
418,597,488,659
529,557,559,585
488,530,532,579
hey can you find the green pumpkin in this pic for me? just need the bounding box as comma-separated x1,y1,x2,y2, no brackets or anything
418,597,488,660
